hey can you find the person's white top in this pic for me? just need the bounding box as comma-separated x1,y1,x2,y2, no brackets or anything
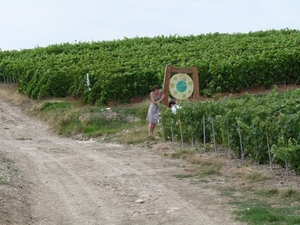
171,105,180,114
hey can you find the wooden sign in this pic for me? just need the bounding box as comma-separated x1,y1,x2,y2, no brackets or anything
162,65,200,106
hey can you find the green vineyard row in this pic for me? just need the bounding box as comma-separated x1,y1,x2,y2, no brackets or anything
162,88,300,174
1,28,300,104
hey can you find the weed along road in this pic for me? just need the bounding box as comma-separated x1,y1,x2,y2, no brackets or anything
0,100,242,225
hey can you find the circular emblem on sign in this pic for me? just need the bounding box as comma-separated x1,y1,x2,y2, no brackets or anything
169,73,194,100
176,80,187,92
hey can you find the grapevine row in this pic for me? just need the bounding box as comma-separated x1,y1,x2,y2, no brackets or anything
161,88,300,174
0,29,300,103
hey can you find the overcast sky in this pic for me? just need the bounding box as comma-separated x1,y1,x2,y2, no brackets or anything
1,0,299,51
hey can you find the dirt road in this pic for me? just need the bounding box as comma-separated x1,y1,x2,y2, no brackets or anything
0,100,242,225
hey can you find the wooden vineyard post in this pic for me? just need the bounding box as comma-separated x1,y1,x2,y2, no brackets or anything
162,65,200,106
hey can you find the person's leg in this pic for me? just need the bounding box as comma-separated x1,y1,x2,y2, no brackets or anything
148,123,156,136
148,123,152,136
151,123,156,135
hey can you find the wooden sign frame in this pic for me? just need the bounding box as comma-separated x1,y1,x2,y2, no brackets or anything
162,65,200,106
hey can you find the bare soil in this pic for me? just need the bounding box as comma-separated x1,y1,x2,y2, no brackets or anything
0,99,243,225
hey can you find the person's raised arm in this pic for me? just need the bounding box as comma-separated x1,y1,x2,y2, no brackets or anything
150,92,165,104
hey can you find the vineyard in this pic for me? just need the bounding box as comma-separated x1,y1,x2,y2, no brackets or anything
0,29,300,104
1,28,300,174
161,87,300,175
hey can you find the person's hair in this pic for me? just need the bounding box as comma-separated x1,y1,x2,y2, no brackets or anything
152,85,160,91
169,100,176,108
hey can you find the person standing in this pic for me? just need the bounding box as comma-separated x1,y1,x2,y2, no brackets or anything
146,85,165,136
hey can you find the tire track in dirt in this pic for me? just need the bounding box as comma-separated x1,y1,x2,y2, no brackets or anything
1,139,122,224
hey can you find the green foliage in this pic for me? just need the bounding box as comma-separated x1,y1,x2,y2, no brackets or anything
1,29,300,103
234,204,300,225
223,188,300,225
272,138,300,175
162,88,300,174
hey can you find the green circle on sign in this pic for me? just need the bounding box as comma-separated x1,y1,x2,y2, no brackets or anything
176,80,187,93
